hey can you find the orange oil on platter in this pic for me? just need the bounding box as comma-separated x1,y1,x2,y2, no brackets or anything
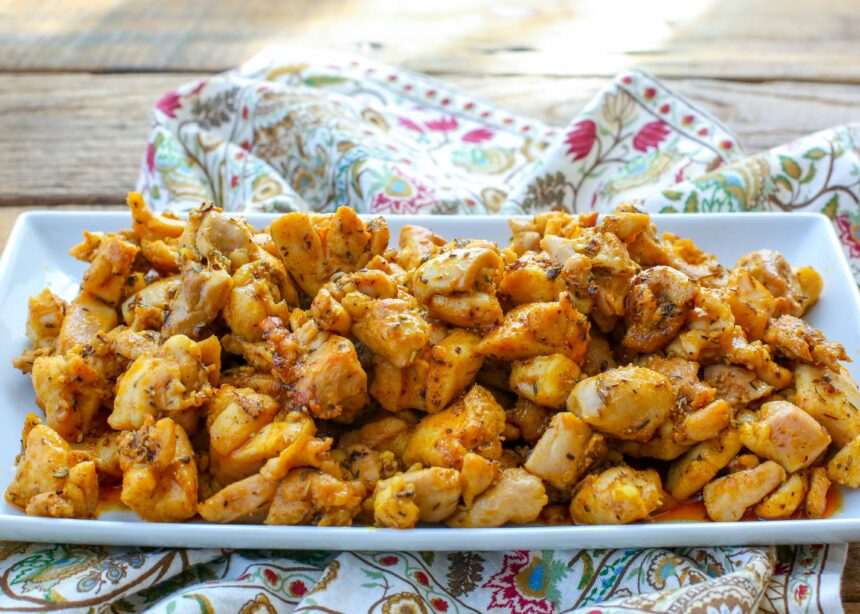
653,487,842,523
96,485,127,515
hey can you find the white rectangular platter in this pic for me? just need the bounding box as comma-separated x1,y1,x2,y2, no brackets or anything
0,211,858,551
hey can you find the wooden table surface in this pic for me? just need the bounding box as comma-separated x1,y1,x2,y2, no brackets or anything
2,0,860,605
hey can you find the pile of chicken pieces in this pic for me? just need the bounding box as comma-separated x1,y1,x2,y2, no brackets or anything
7,193,860,528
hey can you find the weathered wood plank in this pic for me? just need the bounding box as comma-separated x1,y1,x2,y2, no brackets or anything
2,0,860,81
2,72,859,205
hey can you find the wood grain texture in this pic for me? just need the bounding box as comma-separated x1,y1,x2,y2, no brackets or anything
2,72,860,206
2,0,860,80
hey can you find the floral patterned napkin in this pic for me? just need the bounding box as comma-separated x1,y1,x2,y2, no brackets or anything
4,47,857,613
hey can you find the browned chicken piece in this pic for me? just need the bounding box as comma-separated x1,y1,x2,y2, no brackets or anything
623,266,697,353
702,364,773,406
581,332,617,376
128,192,185,272
342,444,399,491
506,398,551,445
411,239,505,328
110,334,221,431
794,364,860,447
754,472,808,520
221,367,284,399
79,235,140,305
460,452,500,508
72,429,124,480
373,467,462,528
57,291,118,354
724,268,775,340
636,355,715,410
220,334,274,372
826,434,860,488
726,453,761,474
739,401,831,473
570,466,662,525
666,288,734,363
25,289,67,352
524,412,603,490
270,207,389,297
161,257,233,339
339,415,412,453
447,467,547,528
674,399,732,445
403,384,506,470
266,468,366,526
510,354,580,409
735,249,806,317
724,326,793,390
764,315,848,370
599,210,652,243
665,428,743,501
118,416,198,522
617,420,690,461
395,225,445,270
806,467,831,518
105,326,160,360
498,252,567,306
703,460,786,522
567,366,674,442
121,276,180,330
31,351,104,442
223,260,294,341
179,204,256,270
479,293,590,363
794,266,823,314
5,414,99,518
207,385,316,484
660,233,726,284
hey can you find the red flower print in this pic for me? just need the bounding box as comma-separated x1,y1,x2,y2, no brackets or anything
835,214,860,258
698,127,709,137
230,175,239,189
565,120,597,161
426,89,437,97
659,103,670,114
462,128,494,143
242,106,249,120
441,97,451,106
425,117,458,131
189,80,206,96
398,117,424,133
644,87,657,100
263,569,278,585
622,75,633,85
633,120,670,153
240,139,251,151
379,555,399,566
431,598,449,611
483,551,554,614
682,114,695,125
289,580,308,597
720,139,734,150
464,102,475,110
414,571,430,586
795,583,809,602
145,143,155,174
155,90,182,118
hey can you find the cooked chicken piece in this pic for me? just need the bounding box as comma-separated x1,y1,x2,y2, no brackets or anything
266,468,365,526
447,467,547,528
660,233,726,284
411,239,504,328
498,252,567,306
794,364,860,447
754,472,808,520
339,415,411,453
665,428,743,501
372,475,420,528
105,326,160,360
764,315,847,370
79,235,140,305
179,204,255,270
581,333,617,376
506,398,551,445
674,399,732,445
567,366,674,442
270,207,389,297
224,260,294,341
794,266,823,314
373,467,462,528
623,266,697,353
703,460,786,522
570,466,662,525
666,288,734,362
221,367,283,399
5,414,99,518
636,355,715,410
508,211,596,255
826,435,860,488
724,268,775,340
479,294,590,363
118,416,197,522
342,444,399,491
806,467,831,519
703,364,773,406
57,291,118,354
403,384,506,470
735,249,806,317
110,334,221,431
161,258,233,339
121,276,180,330
128,192,185,272
724,326,793,390
460,452,499,508
72,430,124,479
207,386,316,484
524,412,603,490
617,420,690,461
24,289,67,352
726,453,761,474
599,210,652,242
395,225,445,270
739,401,831,473
220,334,274,372
510,354,580,409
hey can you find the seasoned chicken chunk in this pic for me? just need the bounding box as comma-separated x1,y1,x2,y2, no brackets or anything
128,192,185,272
739,401,831,473
570,466,662,525
764,315,847,370
266,468,365,526
31,351,104,442
161,258,233,339
498,252,567,306
735,249,806,317
5,414,98,518
703,460,786,522
703,364,772,406
665,429,743,501
121,276,180,330
57,291,118,354
110,334,221,431
342,444,398,491
795,266,823,314
806,467,831,518
725,268,775,340
666,288,734,363
24,289,67,352
795,364,860,447
674,399,732,445
80,235,140,305
623,266,697,353
480,294,590,363
104,326,160,361
118,416,198,522
224,260,294,341
754,472,807,520
339,415,411,453
447,468,547,528
179,204,255,270
724,326,793,390
567,366,674,442
827,435,860,488
510,354,580,409
637,355,715,410
373,467,462,528
403,385,506,470
460,452,499,508
395,225,445,271
581,332,617,376
507,398,551,445
524,412,603,490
